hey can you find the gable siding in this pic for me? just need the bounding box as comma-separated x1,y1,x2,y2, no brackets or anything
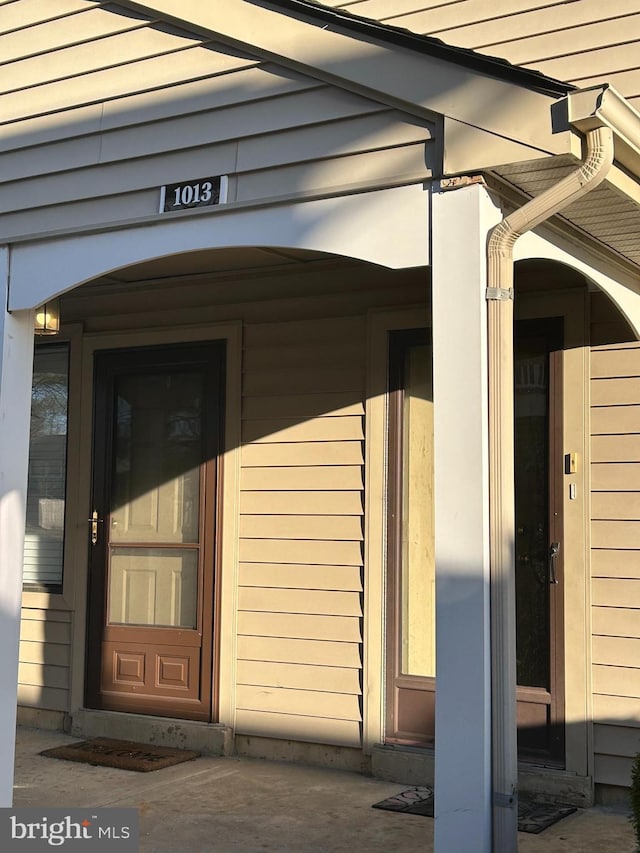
591,340,640,788
326,1,640,109
0,2,434,243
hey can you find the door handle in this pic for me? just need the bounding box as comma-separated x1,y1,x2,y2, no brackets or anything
548,542,560,585
88,510,104,545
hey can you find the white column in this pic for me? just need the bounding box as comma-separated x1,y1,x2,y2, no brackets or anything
0,246,34,807
432,182,502,853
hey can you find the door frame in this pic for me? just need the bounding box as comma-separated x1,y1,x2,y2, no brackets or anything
385,327,435,745
513,316,565,763
69,322,242,728
85,341,224,721
365,289,590,775
515,284,591,776
364,306,431,751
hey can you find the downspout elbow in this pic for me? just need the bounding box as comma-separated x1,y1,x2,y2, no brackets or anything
487,125,615,294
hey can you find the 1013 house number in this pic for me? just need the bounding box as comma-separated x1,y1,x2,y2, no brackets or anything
160,176,225,212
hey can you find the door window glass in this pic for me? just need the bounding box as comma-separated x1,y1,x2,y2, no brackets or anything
401,342,435,677
108,547,198,628
106,370,204,630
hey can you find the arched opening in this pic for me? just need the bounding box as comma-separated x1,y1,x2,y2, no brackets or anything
27,244,429,752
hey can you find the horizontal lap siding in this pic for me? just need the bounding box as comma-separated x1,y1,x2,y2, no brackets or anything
1,4,434,241
330,1,640,109
238,313,366,748
18,608,71,712
591,342,640,786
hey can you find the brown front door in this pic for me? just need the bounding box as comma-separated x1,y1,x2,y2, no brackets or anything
386,325,565,762
86,342,224,721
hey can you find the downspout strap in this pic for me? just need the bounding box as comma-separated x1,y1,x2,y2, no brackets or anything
486,287,513,301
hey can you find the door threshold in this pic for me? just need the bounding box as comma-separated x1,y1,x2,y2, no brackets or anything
71,708,233,757
372,743,593,807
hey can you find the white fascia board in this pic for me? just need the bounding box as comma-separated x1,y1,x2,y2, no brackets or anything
118,0,571,158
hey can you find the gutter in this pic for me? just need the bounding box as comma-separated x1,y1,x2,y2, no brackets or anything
486,86,627,853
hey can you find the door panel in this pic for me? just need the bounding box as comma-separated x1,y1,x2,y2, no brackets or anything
86,342,224,721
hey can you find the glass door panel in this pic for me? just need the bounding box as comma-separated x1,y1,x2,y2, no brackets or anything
108,548,198,628
401,343,435,678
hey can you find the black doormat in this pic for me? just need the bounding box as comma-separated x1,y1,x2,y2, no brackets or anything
372,786,577,834
40,737,200,772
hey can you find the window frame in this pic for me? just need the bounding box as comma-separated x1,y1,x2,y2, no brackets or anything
22,324,82,612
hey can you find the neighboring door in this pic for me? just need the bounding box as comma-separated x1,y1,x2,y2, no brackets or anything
385,324,565,762
514,318,565,762
86,342,224,722
385,329,436,744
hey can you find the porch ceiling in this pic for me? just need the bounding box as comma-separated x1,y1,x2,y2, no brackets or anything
494,155,640,269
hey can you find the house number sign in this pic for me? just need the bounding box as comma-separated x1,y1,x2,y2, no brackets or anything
159,176,227,213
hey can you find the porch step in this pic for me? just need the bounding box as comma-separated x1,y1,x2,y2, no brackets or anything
71,709,233,756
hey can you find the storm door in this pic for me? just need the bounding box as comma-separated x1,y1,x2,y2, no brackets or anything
385,329,435,743
514,319,565,762
386,324,565,761
86,342,224,721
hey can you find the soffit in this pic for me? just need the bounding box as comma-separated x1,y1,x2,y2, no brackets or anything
494,156,640,269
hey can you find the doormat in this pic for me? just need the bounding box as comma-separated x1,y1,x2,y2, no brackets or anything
40,737,200,772
372,786,577,834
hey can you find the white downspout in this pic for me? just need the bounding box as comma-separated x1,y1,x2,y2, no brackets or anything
486,124,615,853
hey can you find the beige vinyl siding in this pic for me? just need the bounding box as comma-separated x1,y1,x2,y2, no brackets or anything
0,2,434,242
591,341,640,787
237,314,366,748
18,608,71,712
327,1,640,109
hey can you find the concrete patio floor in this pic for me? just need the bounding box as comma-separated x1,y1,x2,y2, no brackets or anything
12,727,635,852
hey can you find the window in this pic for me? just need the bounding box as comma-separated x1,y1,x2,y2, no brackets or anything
23,344,69,591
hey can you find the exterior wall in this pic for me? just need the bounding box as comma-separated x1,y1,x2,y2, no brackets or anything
18,608,71,714
324,1,640,109
1,2,434,245
590,293,640,787
237,314,366,747
22,259,425,747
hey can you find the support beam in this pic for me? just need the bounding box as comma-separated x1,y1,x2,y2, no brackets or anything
432,182,502,853
0,246,34,807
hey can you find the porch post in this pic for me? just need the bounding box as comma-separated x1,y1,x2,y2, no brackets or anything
431,181,502,853
0,246,35,807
